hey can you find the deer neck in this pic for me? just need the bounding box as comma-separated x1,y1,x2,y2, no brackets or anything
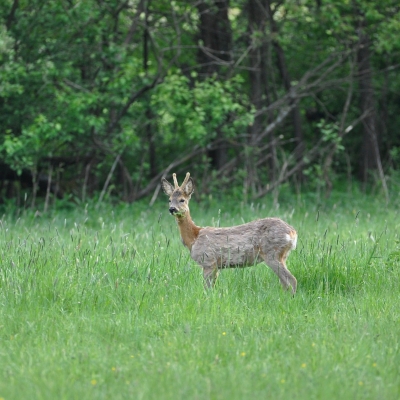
175,211,201,250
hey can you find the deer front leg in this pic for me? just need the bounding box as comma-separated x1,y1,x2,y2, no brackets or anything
203,266,219,289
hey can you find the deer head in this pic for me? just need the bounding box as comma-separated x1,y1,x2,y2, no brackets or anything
161,172,194,218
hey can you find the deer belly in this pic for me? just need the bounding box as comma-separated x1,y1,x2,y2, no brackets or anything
191,242,262,269
218,247,262,268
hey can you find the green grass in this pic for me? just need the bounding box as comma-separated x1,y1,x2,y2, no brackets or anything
1,190,400,399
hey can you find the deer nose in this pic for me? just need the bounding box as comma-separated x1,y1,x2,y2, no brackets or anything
169,207,177,214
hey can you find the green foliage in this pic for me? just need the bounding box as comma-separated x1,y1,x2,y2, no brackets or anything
153,73,254,145
317,119,344,151
2,114,67,171
0,0,399,201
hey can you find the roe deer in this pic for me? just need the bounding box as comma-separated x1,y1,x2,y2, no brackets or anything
161,173,298,294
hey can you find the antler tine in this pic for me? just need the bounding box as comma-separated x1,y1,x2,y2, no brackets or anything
172,173,179,189
181,172,191,188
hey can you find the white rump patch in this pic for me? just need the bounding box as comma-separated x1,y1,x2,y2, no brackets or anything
286,233,297,250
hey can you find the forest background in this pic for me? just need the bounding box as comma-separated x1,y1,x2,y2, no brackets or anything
1,0,400,207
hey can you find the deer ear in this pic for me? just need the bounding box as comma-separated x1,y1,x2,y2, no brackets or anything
183,177,194,197
161,178,174,196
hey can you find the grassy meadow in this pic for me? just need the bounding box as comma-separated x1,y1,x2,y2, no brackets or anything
0,189,399,399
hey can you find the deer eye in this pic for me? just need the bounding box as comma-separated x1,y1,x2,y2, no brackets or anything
179,199,185,203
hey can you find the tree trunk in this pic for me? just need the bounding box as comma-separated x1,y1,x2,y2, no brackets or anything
143,0,156,178
265,0,304,179
356,26,388,201
357,30,378,182
247,0,274,193
247,0,268,141
197,0,232,170
197,0,232,76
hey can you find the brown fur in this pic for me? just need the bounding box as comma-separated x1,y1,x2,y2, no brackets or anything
161,173,298,294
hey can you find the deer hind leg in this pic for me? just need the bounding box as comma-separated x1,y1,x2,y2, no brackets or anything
203,266,219,289
262,250,297,294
